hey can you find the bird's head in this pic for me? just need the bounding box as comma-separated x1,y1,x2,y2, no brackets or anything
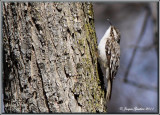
107,19,120,44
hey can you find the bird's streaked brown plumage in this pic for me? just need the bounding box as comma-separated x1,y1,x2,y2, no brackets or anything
98,24,120,101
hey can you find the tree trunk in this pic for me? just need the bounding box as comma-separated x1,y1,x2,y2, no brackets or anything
3,2,106,113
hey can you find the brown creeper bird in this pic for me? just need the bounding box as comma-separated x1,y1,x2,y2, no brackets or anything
98,19,120,101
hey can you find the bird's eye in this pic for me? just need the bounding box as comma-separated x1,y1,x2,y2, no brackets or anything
117,39,120,44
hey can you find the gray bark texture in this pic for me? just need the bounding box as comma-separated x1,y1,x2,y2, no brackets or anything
3,2,106,113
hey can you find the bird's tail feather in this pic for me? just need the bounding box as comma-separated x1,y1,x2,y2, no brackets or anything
106,79,113,101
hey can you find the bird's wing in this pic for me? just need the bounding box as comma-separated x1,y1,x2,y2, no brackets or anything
105,39,120,79
110,41,120,79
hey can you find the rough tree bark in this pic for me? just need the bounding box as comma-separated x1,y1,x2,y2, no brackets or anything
3,2,106,113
